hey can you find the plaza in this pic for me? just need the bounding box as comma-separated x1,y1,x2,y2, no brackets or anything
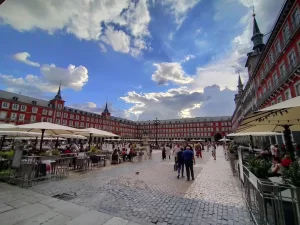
0,147,252,225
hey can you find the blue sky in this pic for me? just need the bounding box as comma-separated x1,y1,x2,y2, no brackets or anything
0,0,285,120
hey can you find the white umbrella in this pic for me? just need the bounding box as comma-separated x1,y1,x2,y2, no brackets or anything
227,132,281,137
218,137,231,142
0,131,46,137
1,122,82,150
238,96,300,157
0,124,17,129
55,134,87,140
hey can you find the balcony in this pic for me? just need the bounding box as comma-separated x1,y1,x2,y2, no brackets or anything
256,53,300,108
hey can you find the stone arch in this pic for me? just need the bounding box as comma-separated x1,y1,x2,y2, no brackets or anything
214,133,222,142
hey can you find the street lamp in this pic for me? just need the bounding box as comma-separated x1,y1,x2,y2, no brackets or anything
153,117,160,146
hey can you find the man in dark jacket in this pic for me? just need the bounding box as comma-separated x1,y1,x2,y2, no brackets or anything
176,148,185,179
182,145,195,181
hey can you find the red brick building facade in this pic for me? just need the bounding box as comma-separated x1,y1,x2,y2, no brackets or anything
0,87,231,141
232,0,300,133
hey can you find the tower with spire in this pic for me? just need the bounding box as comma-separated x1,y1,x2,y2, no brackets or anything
101,102,111,119
50,82,65,110
245,8,265,78
234,73,243,105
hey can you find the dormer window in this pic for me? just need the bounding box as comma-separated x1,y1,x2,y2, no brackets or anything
32,100,37,105
12,96,19,101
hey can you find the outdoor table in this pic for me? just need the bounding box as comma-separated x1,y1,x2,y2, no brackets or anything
95,155,106,166
268,176,283,184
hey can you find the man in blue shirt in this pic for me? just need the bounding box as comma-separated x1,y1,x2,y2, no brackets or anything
182,145,195,181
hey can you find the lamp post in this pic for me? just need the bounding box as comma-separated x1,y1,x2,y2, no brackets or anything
153,117,160,147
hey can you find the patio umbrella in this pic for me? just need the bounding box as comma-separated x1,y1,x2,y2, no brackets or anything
237,96,300,158
0,122,82,151
55,134,87,140
218,138,231,142
227,132,281,137
76,128,119,150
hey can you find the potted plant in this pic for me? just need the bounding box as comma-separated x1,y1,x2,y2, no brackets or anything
282,162,300,187
248,156,271,179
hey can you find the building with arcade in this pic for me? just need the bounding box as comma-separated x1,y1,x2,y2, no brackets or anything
232,0,300,143
0,86,232,142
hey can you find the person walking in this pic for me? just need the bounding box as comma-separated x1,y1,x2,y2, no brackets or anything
183,145,195,181
165,144,171,160
173,144,180,162
176,148,185,179
162,146,166,160
212,144,216,160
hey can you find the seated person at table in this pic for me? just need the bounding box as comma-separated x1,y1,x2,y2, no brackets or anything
63,146,71,154
78,149,87,159
111,149,119,164
257,147,271,160
121,149,127,162
281,154,293,168
267,157,283,177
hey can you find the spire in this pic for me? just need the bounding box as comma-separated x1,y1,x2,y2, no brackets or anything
54,82,62,100
237,72,243,95
103,102,110,114
251,8,265,51
238,74,243,87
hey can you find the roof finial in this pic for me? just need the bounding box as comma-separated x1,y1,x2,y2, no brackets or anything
252,6,255,17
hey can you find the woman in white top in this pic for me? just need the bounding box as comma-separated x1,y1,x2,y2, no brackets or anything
268,157,283,177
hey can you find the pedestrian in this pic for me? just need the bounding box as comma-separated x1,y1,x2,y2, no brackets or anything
176,148,185,179
212,144,216,160
183,145,195,181
162,146,166,160
165,144,171,160
173,144,180,162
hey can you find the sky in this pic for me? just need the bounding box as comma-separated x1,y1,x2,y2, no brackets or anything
0,0,285,121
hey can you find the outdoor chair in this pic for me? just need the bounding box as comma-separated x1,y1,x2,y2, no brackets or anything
90,155,100,168
76,158,88,172
55,158,70,178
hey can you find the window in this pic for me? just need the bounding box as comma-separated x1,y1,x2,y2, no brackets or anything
277,96,282,103
20,105,27,111
32,107,38,113
57,104,62,109
0,111,7,119
1,102,9,109
285,89,292,100
42,109,48,115
81,116,84,121
292,8,300,28
91,118,94,122
48,110,53,116
86,123,89,127
47,118,52,122
279,63,286,77
86,117,89,122
55,119,60,124
10,112,17,120
269,51,274,64
275,40,281,55
267,80,272,90
295,82,300,96
283,24,290,42
273,73,278,86
41,117,46,122
69,121,73,126
76,115,79,120
19,114,25,121
271,101,275,105
30,115,36,122
288,50,297,68
70,114,74,119
63,120,67,125
80,122,84,127
64,113,68,118
12,104,19,110
56,112,61,117
263,86,267,94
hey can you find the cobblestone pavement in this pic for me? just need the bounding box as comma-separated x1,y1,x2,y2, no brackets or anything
30,148,252,225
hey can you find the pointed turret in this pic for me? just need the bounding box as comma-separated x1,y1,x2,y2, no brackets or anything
238,74,243,92
251,12,265,52
54,83,62,100
101,102,111,118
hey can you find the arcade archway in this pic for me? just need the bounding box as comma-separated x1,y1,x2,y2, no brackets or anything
214,133,222,142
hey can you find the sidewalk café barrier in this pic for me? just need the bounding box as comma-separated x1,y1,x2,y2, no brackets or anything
243,165,300,225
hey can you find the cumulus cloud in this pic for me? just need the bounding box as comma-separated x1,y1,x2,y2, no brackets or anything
0,62,88,96
120,85,235,120
100,26,131,53
0,0,151,55
12,52,40,67
152,62,194,86
99,43,107,53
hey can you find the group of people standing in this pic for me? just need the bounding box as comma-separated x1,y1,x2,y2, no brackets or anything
160,142,219,181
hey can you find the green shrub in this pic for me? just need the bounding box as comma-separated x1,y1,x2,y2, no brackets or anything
282,162,300,187
51,150,60,156
0,150,14,159
248,155,271,178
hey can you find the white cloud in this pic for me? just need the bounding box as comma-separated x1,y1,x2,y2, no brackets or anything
181,54,195,63
120,85,235,120
99,43,107,53
152,62,194,86
12,52,40,67
100,26,131,53
159,0,202,27
0,0,151,55
0,62,88,96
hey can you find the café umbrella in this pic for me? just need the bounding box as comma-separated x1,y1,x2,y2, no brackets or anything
0,122,82,150
237,96,300,158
